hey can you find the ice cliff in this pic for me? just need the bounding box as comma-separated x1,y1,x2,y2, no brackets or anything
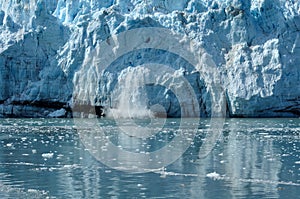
0,0,299,118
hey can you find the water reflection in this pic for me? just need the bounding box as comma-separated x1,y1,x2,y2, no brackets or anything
0,118,299,198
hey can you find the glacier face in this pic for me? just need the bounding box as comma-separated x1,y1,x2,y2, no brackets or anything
0,0,299,118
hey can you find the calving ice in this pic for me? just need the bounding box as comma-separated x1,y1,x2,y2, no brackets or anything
0,1,300,198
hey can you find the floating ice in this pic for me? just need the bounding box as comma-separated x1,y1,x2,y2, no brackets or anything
47,108,67,118
42,153,54,159
206,172,221,180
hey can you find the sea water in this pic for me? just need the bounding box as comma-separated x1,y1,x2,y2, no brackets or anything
0,118,299,198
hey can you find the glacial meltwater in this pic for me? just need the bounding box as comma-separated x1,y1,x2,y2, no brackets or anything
0,118,299,198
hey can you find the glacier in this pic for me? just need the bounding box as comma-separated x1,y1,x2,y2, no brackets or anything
0,0,299,118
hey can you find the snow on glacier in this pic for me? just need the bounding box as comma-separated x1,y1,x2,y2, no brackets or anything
0,0,299,117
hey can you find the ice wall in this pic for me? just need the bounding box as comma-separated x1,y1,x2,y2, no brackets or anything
0,0,299,117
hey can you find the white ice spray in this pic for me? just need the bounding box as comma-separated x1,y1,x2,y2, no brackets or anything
107,66,154,119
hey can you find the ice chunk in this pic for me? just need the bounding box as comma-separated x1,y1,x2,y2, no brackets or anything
206,172,221,180
42,153,54,159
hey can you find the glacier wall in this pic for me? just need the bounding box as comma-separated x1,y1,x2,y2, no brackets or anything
0,0,299,117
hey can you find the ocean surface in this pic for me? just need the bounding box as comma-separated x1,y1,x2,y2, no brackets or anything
0,118,299,198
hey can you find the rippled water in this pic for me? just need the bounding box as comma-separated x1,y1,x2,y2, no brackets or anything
0,118,299,198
